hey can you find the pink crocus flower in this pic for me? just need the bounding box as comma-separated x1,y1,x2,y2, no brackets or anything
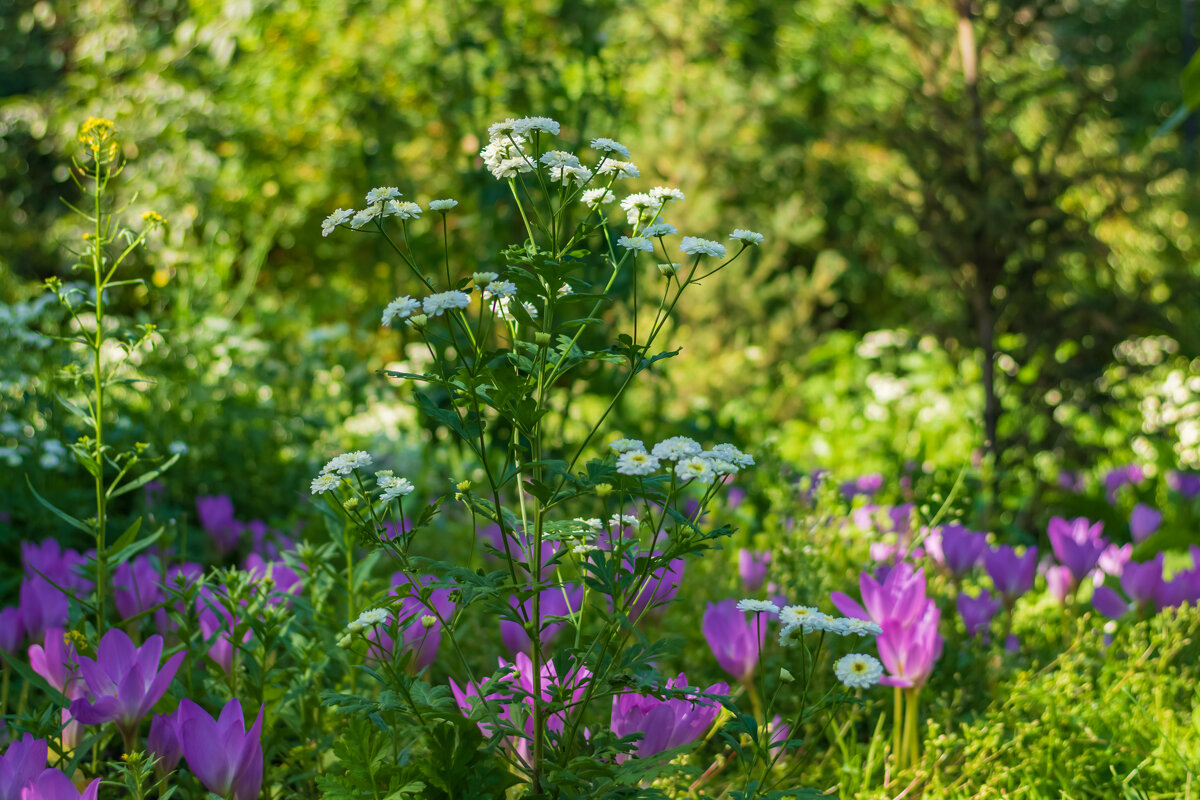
609,673,728,759
876,604,943,689
178,698,264,800
0,734,47,800
701,599,761,683
17,768,98,800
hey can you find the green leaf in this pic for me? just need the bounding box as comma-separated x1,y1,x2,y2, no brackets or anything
108,528,162,567
105,516,142,557
109,453,181,498
25,476,93,534
1154,105,1192,139
1183,50,1200,110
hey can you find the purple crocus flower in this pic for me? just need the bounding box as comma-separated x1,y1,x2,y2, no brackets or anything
1122,554,1166,609
1168,471,1200,499
926,524,987,577
243,554,304,605
956,590,1000,638
178,698,264,800
1129,504,1163,544
1103,464,1144,504
69,629,185,746
0,606,24,654
499,584,583,656
1047,517,1108,586
876,603,943,689
147,709,184,777
16,768,99,800
624,554,685,620
841,473,883,502
113,557,165,624
366,574,456,672
1091,586,1132,620
0,734,47,800
1098,543,1132,580
610,673,729,759
737,549,770,593
196,494,243,555
726,485,747,510
831,563,927,627
701,599,761,683
1058,470,1084,493
984,545,1038,600
22,541,91,594
1044,565,1073,604
17,578,68,644
28,629,80,699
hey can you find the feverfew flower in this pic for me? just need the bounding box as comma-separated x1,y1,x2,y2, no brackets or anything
322,208,353,237
582,188,616,207
590,137,630,158
643,222,677,237
609,438,646,454
730,229,764,246
423,291,471,317
512,116,560,136
366,187,402,204
621,192,662,225
384,200,423,219
597,160,640,178
472,271,499,287
707,443,755,468
650,186,686,203
350,206,382,229
550,165,593,186
487,118,523,139
429,198,458,212
540,150,581,169
617,451,660,476
841,618,883,637
377,474,415,502
736,599,780,614
617,236,654,253
834,654,883,689
353,608,390,629
779,605,826,631
321,451,374,476
483,280,518,299
680,237,727,258
651,436,703,461
382,296,420,327
675,456,716,484
310,473,340,495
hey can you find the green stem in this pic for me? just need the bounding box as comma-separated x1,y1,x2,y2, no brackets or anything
92,158,108,635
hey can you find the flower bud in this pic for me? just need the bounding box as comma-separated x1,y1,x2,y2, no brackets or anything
779,667,795,683
420,614,437,629
534,331,552,346
456,479,472,492
595,483,614,498
407,313,428,330
657,262,679,277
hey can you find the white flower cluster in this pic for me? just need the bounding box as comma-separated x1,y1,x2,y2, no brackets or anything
376,471,415,502
322,187,442,236
382,296,420,327
680,237,727,258
322,208,353,237
610,437,753,484
833,654,884,689
621,192,662,226
480,134,535,180
347,607,390,632
540,150,593,186
383,200,422,220
582,188,615,207
311,451,374,494
423,291,471,317
483,280,518,300
617,235,653,253
777,605,882,646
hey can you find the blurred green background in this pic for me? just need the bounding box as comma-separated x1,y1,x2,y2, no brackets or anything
2,0,1198,537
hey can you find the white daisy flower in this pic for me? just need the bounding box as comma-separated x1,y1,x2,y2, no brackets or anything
383,200,422,219
429,198,458,212
582,188,616,207
596,160,640,179
350,206,382,229
322,208,354,237
366,187,402,204
675,456,716,484
642,222,677,237
512,116,560,136
378,474,415,502
617,450,660,476
609,513,639,528
590,137,630,158
550,165,593,186
650,436,703,461
353,608,390,629
650,186,686,203
736,599,781,614
491,157,535,180
609,438,646,454
834,654,883,689
423,291,471,317
382,296,420,327
779,605,825,631
730,229,764,245
680,237,727,257
841,618,883,637
707,443,755,468
310,473,340,495
617,236,654,253
483,280,518,299
472,271,499,287
621,192,662,225
540,150,581,168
